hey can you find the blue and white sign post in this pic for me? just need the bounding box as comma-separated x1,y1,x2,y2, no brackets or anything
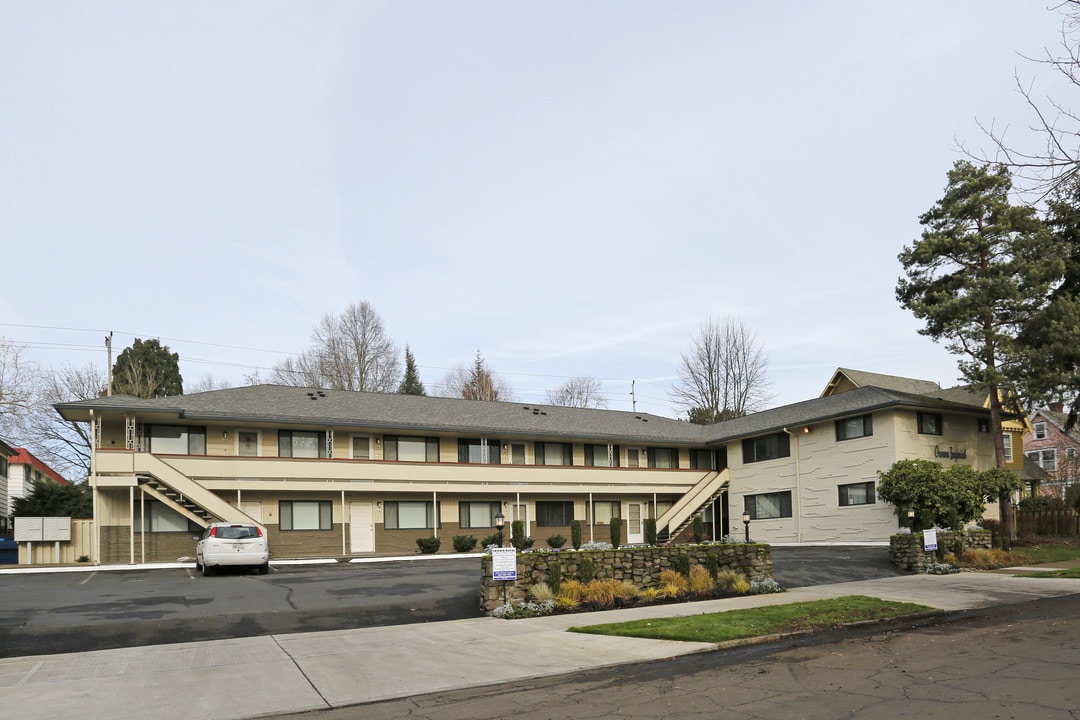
491,547,517,606
923,528,938,552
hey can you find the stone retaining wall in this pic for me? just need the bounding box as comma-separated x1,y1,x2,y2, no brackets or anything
889,530,992,572
480,543,771,613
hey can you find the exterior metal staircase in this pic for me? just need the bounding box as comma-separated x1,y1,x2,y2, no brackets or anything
130,453,258,529
655,469,728,544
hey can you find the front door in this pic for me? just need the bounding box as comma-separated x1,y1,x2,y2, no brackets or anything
626,502,644,544
349,502,375,553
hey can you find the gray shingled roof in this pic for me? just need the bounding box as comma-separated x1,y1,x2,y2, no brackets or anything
826,368,944,396
56,382,996,447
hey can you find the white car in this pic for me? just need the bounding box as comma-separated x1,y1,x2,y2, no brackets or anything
195,522,270,576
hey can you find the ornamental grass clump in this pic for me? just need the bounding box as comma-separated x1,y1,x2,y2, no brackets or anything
583,579,621,608
689,564,715,594
715,569,742,593
659,569,689,598
960,548,1015,569
557,579,586,603
529,581,555,603
640,587,662,603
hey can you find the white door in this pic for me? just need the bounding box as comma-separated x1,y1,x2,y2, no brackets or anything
627,502,644,544
349,502,375,553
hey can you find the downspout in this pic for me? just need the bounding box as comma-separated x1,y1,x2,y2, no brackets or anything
782,428,803,543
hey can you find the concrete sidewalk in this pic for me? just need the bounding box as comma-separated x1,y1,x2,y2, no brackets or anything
2,571,1079,720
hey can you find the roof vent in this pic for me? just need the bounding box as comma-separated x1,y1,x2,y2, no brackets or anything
532,408,540,415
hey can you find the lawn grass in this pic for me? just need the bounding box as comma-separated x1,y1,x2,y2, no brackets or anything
1009,541,1080,565
567,595,932,644
1015,567,1080,578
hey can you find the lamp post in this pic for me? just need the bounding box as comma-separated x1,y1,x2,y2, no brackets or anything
907,509,916,531
742,512,751,543
495,512,505,548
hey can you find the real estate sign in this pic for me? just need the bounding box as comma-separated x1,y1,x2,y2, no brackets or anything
491,547,517,581
923,528,938,552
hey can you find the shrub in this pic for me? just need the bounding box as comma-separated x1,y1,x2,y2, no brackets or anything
580,541,614,551
570,520,583,549
416,536,441,554
689,564,715,594
1019,494,1067,511
748,578,783,594
925,561,958,575
451,534,477,552
481,533,503,548
492,600,555,619
1066,483,1080,511
960,548,1015,569
951,539,965,558
609,517,622,548
547,534,567,549
549,559,562,594
579,556,595,583
644,518,657,545
529,581,555,603
706,552,719,581
510,520,535,551
676,552,691,578
691,515,705,544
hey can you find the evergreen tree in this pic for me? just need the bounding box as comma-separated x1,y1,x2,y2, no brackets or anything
12,479,93,518
112,338,183,398
397,345,426,395
897,161,1063,538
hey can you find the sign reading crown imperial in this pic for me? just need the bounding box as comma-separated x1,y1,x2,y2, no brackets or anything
491,547,517,581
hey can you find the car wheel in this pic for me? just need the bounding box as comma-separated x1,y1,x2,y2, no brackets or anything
202,561,213,577
257,562,269,575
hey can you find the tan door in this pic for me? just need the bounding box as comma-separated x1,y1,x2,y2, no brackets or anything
626,502,643,544
239,501,262,523
349,502,375,553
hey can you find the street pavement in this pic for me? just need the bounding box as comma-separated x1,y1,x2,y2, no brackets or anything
2,565,1079,720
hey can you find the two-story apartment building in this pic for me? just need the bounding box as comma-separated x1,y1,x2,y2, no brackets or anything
54,369,1011,565
1,445,69,535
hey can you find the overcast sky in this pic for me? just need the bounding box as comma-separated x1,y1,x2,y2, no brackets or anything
0,2,1069,417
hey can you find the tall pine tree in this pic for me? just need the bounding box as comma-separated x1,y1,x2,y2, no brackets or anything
397,345,426,395
897,161,1063,538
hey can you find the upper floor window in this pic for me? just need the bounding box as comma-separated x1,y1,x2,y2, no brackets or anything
278,430,326,458
584,444,618,467
917,413,943,436
384,436,439,462
836,415,873,441
648,447,679,468
148,425,207,455
1027,448,1057,471
1034,422,1048,440
689,448,714,470
742,433,790,464
458,438,500,464
350,435,371,460
535,442,572,466
1003,433,1013,463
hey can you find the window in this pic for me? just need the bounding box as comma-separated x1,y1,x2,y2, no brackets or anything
591,501,620,524
509,443,526,465
134,500,199,532
1027,449,1058,471
238,431,259,457
351,436,371,459
1034,422,1048,441
278,430,326,458
584,444,618,467
742,433,791,464
459,501,501,528
383,500,440,529
535,442,572,466
978,418,990,433
1003,433,1013,463
536,501,574,526
1068,448,1077,459
647,500,673,519
458,439,500,464
744,491,792,520
626,448,641,467
838,481,875,506
279,500,332,530
648,447,679,468
917,413,943,436
384,436,439,462
689,449,714,470
836,415,873,441
148,425,207,455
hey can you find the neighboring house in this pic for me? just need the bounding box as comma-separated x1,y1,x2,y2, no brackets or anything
0,438,14,534
55,370,1005,565
1024,404,1080,495
1,443,68,534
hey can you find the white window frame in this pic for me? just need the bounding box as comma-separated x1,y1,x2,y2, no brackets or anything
1003,433,1013,463
1034,422,1048,441
350,434,373,460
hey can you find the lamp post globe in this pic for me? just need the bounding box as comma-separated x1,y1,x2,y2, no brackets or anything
742,512,751,543
494,512,505,548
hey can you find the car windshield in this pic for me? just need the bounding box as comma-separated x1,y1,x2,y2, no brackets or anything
217,526,258,540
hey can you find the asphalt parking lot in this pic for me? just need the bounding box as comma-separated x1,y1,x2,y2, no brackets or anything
770,544,905,587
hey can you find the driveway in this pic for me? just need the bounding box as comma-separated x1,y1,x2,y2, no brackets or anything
769,545,906,588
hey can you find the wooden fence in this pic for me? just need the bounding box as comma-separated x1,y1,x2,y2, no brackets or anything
1017,510,1080,537
18,518,95,565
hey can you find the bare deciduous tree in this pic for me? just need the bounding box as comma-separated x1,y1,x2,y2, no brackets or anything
272,301,402,392
24,364,105,481
669,316,773,424
0,337,38,439
186,373,234,394
438,351,514,402
546,377,608,409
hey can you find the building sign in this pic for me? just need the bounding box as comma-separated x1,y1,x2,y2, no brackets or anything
491,547,517,581
923,528,938,552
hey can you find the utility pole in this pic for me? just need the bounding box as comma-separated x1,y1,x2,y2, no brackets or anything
105,331,113,396
631,379,636,412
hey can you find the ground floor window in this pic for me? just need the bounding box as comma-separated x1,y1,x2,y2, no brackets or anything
384,500,440,529
744,491,792,520
591,501,620,524
459,501,501,528
279,500,332,530
134,499,200,532
536,500,574,526
838,481,875,506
